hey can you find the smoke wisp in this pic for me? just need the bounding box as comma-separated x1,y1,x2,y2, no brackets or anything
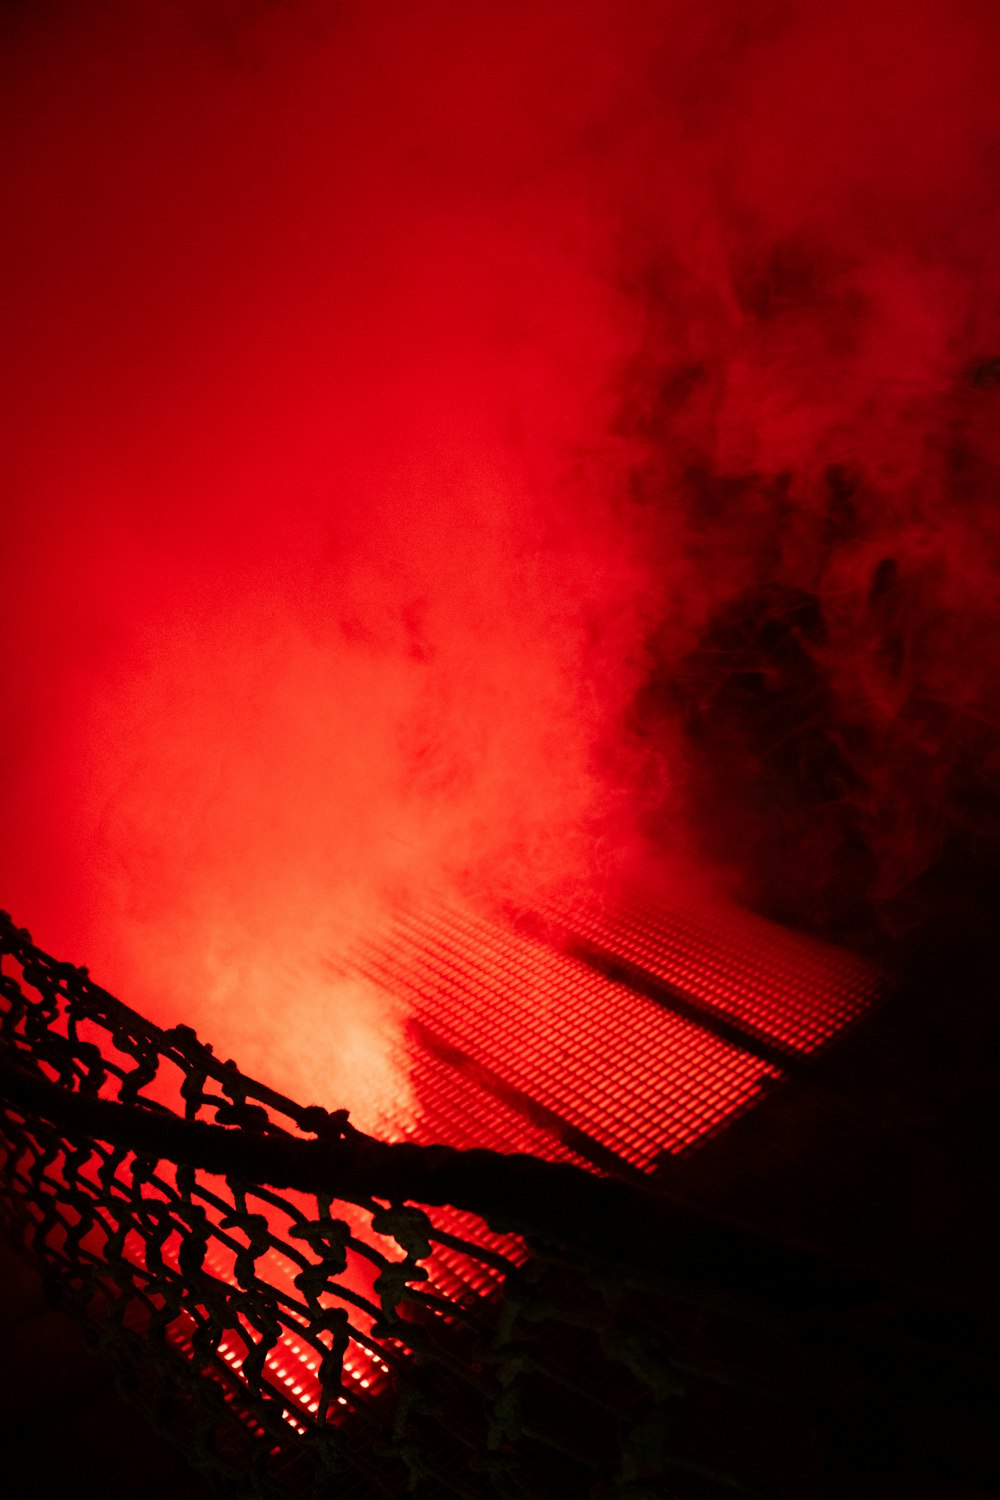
2,0,999,1114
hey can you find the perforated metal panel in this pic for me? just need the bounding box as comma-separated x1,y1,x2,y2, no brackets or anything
538,886,878,1053
343,892,880,1179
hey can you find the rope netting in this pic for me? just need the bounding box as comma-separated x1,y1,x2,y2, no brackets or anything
0,909,873,1499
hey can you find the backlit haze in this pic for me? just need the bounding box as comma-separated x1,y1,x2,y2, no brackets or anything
3,0,998,1124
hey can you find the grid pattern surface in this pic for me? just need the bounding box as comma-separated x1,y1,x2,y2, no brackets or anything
539,887,879,1053
349,902,781,1171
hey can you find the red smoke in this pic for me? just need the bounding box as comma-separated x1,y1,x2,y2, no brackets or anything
604,0,1000,934
2,1,998,1108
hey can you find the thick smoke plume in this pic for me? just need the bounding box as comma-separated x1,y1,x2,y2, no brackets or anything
2,1,999,1114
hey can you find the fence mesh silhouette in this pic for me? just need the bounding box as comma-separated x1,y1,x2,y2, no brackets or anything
2,908,881,1499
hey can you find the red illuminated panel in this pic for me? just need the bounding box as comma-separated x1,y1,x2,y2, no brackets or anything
539,888,881,1054
349,902,780,1174
398,1037,593,1171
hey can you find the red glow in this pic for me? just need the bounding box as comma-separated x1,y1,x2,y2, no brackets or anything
541,882,875,1054
2,0,998,1127
0,4,649,1123
353,899,781,1166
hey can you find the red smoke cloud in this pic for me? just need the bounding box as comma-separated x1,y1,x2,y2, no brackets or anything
2,1,998,1108
603,0,1000,933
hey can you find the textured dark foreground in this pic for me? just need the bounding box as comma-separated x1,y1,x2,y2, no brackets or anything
1,904,999,1499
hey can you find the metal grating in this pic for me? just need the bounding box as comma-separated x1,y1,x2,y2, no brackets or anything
535,885,879,1055
346,900,783,1173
